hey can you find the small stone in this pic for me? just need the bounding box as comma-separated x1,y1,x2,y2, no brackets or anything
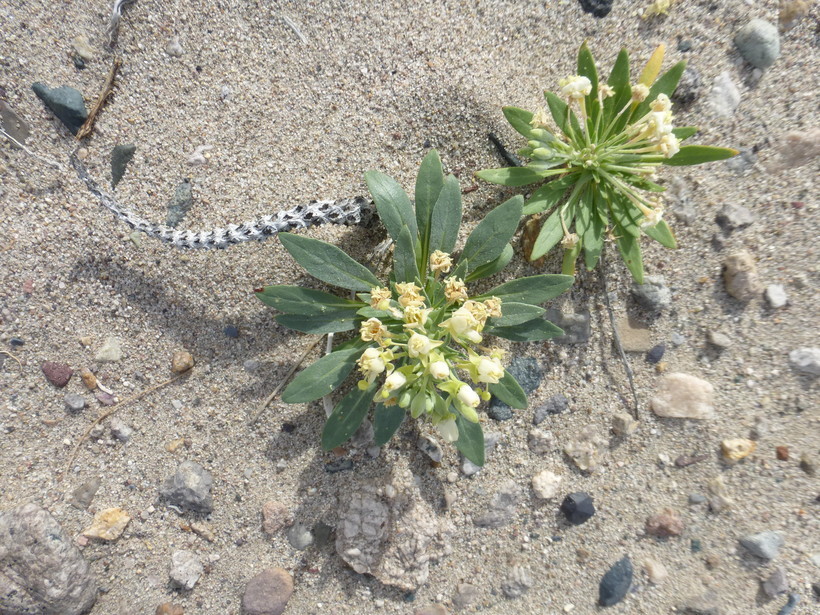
190,522,215,542
160,461,214,513
312,521,334,547
169,550,203,590
799,453,817,476
780,0,811,29
716,203,756,231
533,393,569,424
543,309,591,344
577,0,613,18
765,285,788,309
724,148,757,175
707,476,734,512
678,39,692,52
241,568,294,615
64,392,86,413
109,417,133,442
171,350,195,373
735,19,780,69
682,589,722,614
155,604,184,615
286,522,313,550
9,337,25,347
706,330,732,349
721,438,756,462
527,428,556,454
95,337,123,362
111,143,136,189
31,82,88,135
0,100,31,144
612,413,638,436
632,275,672,311
645,509,685,537
166,180,193,228
670,332,686,347
772,129,820,169
677,454,708,467
531,470,562,500
560,492,595,525
71,34,95,61
723,251,763,301
615,316,652,352
187,144,213,166
740,531,785,559
643,559,668,584
501,565,533,599
775,446,789,461
563,426,608,471
81,507,131,541
261,501,292,535
70,477,101,509
762,566,788,598
788,348,820,376
42,361,73,387
165,37,184,57
95,390,116,406
462,432,500,476
489,357,542,420
671,67,702,107
474,480,519,528
418,435,443,463
414,606,449,615
707,72,741,118
777,594,801,615
688,493,707,504
452,583,480,610
646,344,666,364
324,458,354,473
222,324,239,338
598,556,632,607
651,373,715,419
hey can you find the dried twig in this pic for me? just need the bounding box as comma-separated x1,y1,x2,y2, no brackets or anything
282,15,308,44
0,350,23,369
0,128,62,169
62,371,187,478
76,57,122,140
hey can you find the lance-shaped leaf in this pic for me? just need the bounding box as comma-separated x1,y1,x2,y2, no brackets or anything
615,225,644,283
475,166,544,187
415,150,445,262
282,346,366,403
256,286,362,314
673,126,699,141
643,219,678,248
466,243,513,282
455,412,484,466
522,174,575,215
477,274,574,305
321,383,377,450
275,312,358,334
487,317,565,342
459,196,523,272
545,91,582,140
577,42,599,126
373,403,405,446
502,106,535,137
638,44,665,87
365,170,417,241
530,203,572,260
489,369,528,409
663,145,739,166
393,225,419,284
486,302,546,327
278,233,381,291
428,175,462,254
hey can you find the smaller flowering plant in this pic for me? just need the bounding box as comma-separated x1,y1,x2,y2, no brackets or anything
476,43,738,283
257,151,573,465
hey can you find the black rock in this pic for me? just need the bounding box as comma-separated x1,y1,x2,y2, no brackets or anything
577,0,613,17
31,82,88,135
489,357,543,421
9,337,25,347
777,593,800,615
678,39,693,52
312,521,334,547
646,344,666,364
671,67,703,107
223,325,240,338
487,401,513,421
166,178,193,227
111,143,137,189
72,54,86,70
324,458,354,473
599,556,633,607
560,492,595,525
533,393,570,424
160,460,214,513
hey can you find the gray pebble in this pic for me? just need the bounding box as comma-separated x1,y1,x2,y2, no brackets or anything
286,522,313,550
489,356,543,420
533,393,569,424
417,435,443,463
64,392,86,413
453,583,480,610
169,549,203,590
740,531,784,559
716,203,756,231
707,72,741,117
706,330,732,349
671,332,686,347
632,275,672,311
166,179,193,228
474,480,519,528
724,148,757,175
160,461,214,513
688,493,707,505
735,19,780,69
110,144,136,189
324,458,354,473
788,348,820,376
70,477,102,510
762,566,788,597
31,82,88,135
109,417,133,442
243,359,260,372
681,589,722,615
501,565,533,599
1,100,31,144
777,593,800,615
646,344,666,364
165,37,184,57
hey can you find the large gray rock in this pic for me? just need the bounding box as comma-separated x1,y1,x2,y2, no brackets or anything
0,503,97,615
31,83,87,135
734,19,780,69
160,461,214,513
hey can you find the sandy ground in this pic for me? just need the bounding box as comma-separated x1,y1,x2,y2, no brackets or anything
0,0,818,613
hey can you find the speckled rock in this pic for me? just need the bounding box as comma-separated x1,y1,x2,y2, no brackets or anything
531,470,562,500
261,501,292,535
159,461,214,513
740,531,784,559
241,568,293,615
734,19,780,69
166,180,193,228
169,550,203,590
723,251,763,301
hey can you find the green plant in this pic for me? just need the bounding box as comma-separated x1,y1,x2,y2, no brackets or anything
476,43,738,283
257,151,573,465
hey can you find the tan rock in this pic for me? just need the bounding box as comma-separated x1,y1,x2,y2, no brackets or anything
615,315,652,352
645,508,685,537
643,558,669,584
723,251,763,301
171,350,195,373
82,507,130,541
651,373,715,419
156,602,184,615
531,470,562,500
79,367,97,390
261,501,292,535
721,438,756,461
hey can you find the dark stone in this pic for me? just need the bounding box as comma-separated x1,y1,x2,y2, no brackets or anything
577,0,613,17
72,55,86,70
165,179,193,227
716,203,756,231
777,594,801,615
110,143,136,189
599,556,633,606
678,39,693,52
9,337,24,347
691,538,702,552
560,492,595,525
324,458,354,473
31,82,88,135
488,357,543,421
160,460,214,513
223,325,240,338
487,401,512,421
671,67,703,106
0,503,98,614
41,361,73,387
311,521,334,547
533,393,569,424
543,309,590,344
646,344,666,364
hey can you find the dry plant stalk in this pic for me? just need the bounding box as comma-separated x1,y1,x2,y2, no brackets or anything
76,57,122,140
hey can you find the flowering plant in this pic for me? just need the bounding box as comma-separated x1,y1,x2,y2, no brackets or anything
257,151,572,465
476,44,738,283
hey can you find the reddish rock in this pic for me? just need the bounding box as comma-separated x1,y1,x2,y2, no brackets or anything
645,508,685,537
242,568,293,615
261,501,292,535
776,446,789,461
156,604,184,615
41,361,73,387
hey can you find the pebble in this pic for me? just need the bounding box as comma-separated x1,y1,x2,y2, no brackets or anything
646,343,665,365
681,589,722,614
788,348,820,376
169,550,203,590
110,143,137,189
706,330,732,349
651,373,715,419
286,523,314,550
0,503,98,614
418,435,444,463
64,392,86,413
171,350,195,373
70,477,102,509
452,583,480,610
414,606,449,615
243,359,259,372
109,417,133,442
777,593,800,615
31,82,88,135
165,37,184,57
533,393,569,424
95,390,116,406
42,361,73,387
612,413,638,436
762,566,788,597
241,568,294,615
715,203,756,232
155,603,184,615
799,453,817,476
723,251,763,301
527,428,556,454
645,509,685,537
0,100,31,144
632,275,672,312
724,148,757,175
671,66,702,106
190,521,215,542
643,559,668,584
780,0,811,29
71,34,95,61
166,180,194,228
312,521,334,547
688,494,707,505
740,531,784,559
765,285,788,309
598,556,632,607
721,438,755,461
707,71,741,117
261,501,292,535
775,446,789,461
560,492,595,525
159,461,214,513
734,19,780,69
324,458,354,473
670,332,686,347
474,480,519,528
773,129,820,169
79,367,97,389
81,507,131,541
462,432,500,476
223,324,240,338
543,308,591,344
488,356,542,420
531,470,562,500
187,144,213,166
501,565,533,599
563,426,608,471
615,316,652,352
577,0,613,18
95,337,123,362
707,475,735,512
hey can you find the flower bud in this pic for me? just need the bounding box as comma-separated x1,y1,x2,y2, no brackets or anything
429,360,450,380
383,371,407,393
457,384,480,408
436,418,459,443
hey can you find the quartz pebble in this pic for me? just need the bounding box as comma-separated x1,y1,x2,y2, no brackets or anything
527,428,556,454
721,438,756,461
169,550,203,590
651,373,715,419
765,285,788,309
740,531,784,559
242,568,294,615
643,559,668,584
286,523,313,550
81,507,131,541
531,470,562,500
71,34,95,61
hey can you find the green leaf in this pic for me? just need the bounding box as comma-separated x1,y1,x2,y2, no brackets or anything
673,126,699,141
278,233,381,291
459,196,523,272
530,204,571,260
475,167,544,187
486,302,546,327
454,413,484,466
428,175,462,254
522,174,575,215
631,61,686,121
415,150,445,263
545,91,582,139
643,219,678,248
502,106,535,137
275,312,357,334
465,243,513,282
372,403,405,446
365,170,417,241
478,274,575,305
321,384,377,450
393,225,419,284
605,48,632,134
488,369,528,409
583,191,606,270
282,346,365,403
574,188,593,239
608,196,642,238
663,145,739,166
577,42,599,127
615,227,644,283
256,286,361,315
488,317,565,342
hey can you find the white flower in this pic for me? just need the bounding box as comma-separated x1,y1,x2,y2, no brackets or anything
439,306,479,339
476,356,504,384
650,93,672,113
560,232,580,250
407,333,441,358
640,206,665,228
631,83,650,102
657,133,680,158
559,75,592,100
598,84,615,99
457,384,480,408
436,418,459,443
429,250,453,275
383,371,407,393
429,360,450,380
357,347,386,383
360,318,389,343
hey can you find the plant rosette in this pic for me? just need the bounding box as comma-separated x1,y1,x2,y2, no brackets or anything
476,43,738,283
257,150,573,466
